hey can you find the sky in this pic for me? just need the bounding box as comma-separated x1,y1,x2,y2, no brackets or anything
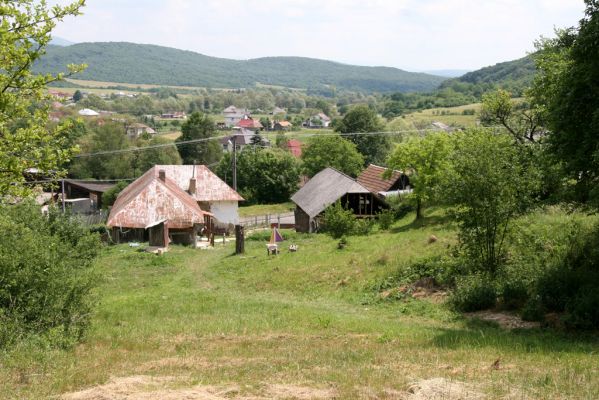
52,0,586,72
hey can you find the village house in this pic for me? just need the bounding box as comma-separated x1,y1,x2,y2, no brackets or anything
161,111,187,119
271,106,286,115
107,169,211,246
223,105,250,127
273,120,292,131
304,112,332,128
78,108,100,117
220,129,270,152
126,122,156,139
235,115,263,131
356,164,411,198
291,167,387,233
149,165,243,227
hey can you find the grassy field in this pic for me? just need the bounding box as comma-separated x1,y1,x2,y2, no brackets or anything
388,103,482,133
1,209,598,399
238,202,295,217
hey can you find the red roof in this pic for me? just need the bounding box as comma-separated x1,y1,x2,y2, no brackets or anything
236,117,263,129
357,164,404,193
107,170,209,229
286,139,302,158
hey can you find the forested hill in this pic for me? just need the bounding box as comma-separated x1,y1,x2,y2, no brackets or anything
440,55,536,97
34,42,447,93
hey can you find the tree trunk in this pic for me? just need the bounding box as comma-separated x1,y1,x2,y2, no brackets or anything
416,198,423,220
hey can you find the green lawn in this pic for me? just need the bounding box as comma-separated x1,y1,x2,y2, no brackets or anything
1,209,598,399
238,202,295,217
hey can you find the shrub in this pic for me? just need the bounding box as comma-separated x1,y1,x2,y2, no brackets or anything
451,274,497,312
321,201,356,239
354,218,375,236
0,203,101,348
564,288,599,330
101,180,129,209
377,209,395,230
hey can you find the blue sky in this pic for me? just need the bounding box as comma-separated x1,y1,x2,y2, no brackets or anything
52,0,585,71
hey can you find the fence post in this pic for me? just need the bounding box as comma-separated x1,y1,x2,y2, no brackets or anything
235,225,244,254
277,214,281,229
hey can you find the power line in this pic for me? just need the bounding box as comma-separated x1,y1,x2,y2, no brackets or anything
73,128,463,159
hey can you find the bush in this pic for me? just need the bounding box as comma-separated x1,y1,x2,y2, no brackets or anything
377,209,395,230
354,218,374,236
0,203,101,348
564,288,599,330
321,201,356,239
451,274,497,312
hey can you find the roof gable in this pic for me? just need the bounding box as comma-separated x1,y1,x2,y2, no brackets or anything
152,165,244,202
107,171,208,229
291,167,369,218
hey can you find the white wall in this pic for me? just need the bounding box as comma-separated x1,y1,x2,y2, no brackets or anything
210,201,239,226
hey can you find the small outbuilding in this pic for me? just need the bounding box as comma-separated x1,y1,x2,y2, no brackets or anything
290,167,387,233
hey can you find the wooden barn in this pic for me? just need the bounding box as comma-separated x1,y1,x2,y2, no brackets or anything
290,167,387,233
107,169,212,247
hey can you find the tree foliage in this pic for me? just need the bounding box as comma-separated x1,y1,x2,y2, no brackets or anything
176,112,222,165
301,134,364,177
0,0,86,197
0,202,101,348
445,129,540,275
529,2,599,201
335,105,389,165
215,148,300,204
386,132,453,219
480,89,544,144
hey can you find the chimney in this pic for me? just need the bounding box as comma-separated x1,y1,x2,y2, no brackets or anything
189,178,197,195
158,169,166,182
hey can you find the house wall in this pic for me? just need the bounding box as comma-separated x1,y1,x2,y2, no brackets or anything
294,206,312,233
209,201,239,226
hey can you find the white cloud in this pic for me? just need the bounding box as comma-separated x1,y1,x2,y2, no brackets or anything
52,0,586,70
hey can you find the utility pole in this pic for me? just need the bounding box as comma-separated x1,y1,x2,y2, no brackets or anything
232,134,237,191
61,179,66,213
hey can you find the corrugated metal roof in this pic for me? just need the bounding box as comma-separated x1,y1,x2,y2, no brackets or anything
357,164,404,193
152,165,244,202
64,179,116,193
106,169,210,229
291,167,369,218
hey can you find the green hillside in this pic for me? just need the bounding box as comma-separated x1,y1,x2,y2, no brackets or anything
440,55,536,97
34,42,447,93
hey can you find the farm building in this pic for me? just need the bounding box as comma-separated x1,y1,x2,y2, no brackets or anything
291,167,387,233
273,121,292,131
144,165,244,228
106,169,211,246
235,115,263,131
357,164,410,197
126,123,156,138
220,129,270,152
63,179,116,210
223,106,250,127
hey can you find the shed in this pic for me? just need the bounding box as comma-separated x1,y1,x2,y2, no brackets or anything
290,167,387,233
107,168,211,246
63,179,116,210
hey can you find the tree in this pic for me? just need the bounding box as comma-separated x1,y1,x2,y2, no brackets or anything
529,2,598,201
445,129,540,275
72,89,83,102
215,148,300,204
176,112,222,165
134,136,182,174
480,89,544,144
335,105,389,165
0,0,86,197
386,132,453,219
301,134,364,178
69,122,134,179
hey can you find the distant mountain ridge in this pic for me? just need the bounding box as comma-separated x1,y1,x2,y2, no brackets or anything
440,55,536,97
50,36,76,46
34,42,447,93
